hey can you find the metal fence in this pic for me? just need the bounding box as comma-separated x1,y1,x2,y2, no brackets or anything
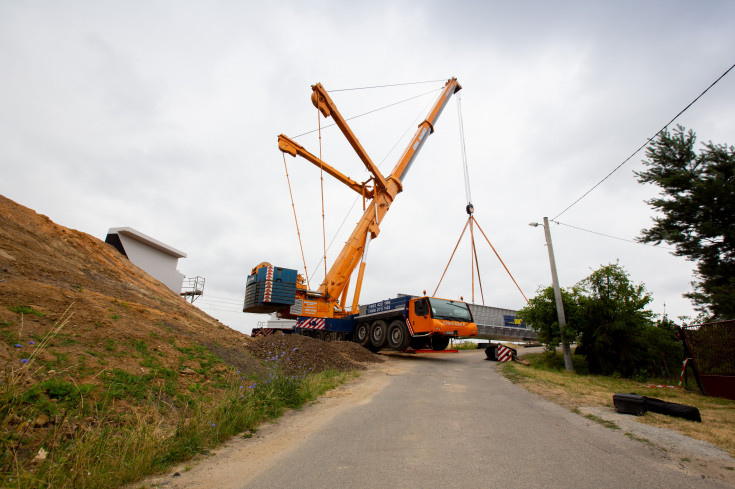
681,320,735,399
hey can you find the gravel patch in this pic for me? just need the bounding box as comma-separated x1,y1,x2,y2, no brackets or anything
579,406,734,462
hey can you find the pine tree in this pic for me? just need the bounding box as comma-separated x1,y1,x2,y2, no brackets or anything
636,126,735,320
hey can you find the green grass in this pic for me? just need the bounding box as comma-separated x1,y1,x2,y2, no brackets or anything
7,306,45,317
0,316,355,489
500,351,735,458
584,413,619,430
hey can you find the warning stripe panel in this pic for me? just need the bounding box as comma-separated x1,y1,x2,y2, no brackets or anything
497,345,513,362
263,266,274,302
296,318,326,330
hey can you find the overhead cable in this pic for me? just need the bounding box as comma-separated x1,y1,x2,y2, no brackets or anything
196,298,242,306
552,220,676,251
328,79,447,92
292,88,442,139
553,61,735,220
456,92,472,207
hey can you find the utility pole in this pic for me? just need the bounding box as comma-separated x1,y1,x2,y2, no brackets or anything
531,217,574,371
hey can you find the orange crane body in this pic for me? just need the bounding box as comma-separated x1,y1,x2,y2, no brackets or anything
244,78,477,350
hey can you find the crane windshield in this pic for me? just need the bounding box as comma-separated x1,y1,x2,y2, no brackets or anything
428,298,473,322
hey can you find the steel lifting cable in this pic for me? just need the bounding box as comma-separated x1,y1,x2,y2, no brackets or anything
473,219,529,304
318,107,328,281
434,219,470,296
291,88,443,139
470,218,485,304
282,153,311,290
456,92,472,208
434,93,528,304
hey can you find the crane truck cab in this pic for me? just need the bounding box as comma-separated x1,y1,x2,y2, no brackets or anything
353,295,478,352
408,296,477,349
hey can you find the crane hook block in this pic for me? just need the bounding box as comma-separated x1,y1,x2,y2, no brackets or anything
466,203,474,215
311,86,332,118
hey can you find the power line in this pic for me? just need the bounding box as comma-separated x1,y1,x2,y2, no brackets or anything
196,295,242,303
552,220,676,251
200,296,242,306
196,304,242,313
328,79,447,92
553,61,735,220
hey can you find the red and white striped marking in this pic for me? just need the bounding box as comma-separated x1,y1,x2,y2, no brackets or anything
678,358,691,388
263,266,274,302
405,318,415,335
297,318,326,330
497,345,513,362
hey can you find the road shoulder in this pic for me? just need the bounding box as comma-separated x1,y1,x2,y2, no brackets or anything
131,358,403,489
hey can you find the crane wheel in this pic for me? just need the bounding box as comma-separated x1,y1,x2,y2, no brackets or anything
370,320,388,348
387,320,411,351
354,322,370,346
431,336,450,351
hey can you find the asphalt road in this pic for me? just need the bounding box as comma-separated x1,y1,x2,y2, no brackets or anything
242,350,732,489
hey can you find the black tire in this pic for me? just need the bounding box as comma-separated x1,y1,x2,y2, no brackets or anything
410,337,431,350
387,320,411,351
354,322,370,346
370,320,388,349
645,397,701,422
431,335,450,351
485,344,498,361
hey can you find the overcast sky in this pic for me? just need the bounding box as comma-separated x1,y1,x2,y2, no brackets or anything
2,1,734,333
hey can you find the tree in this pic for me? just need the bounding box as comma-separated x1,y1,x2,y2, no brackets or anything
643,318,685,380
517,285,581,352
575,263,655,377
636,126,735,320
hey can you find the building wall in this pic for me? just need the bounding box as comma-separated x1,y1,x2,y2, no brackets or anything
117,234,186,292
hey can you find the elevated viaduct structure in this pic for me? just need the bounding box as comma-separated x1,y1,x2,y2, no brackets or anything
468,303,538,342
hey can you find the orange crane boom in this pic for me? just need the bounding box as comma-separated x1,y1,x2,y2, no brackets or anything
277,78,461,317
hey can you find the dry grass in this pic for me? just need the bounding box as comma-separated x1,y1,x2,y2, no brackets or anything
501,353,735,458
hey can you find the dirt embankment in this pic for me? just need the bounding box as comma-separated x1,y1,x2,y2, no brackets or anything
0,194,381,389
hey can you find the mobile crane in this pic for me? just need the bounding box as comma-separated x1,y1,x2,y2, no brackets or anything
244,78,478,351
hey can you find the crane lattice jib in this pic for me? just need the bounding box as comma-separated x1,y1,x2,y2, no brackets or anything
280,78,461,310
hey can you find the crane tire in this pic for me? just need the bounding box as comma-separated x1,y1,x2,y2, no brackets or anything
387,320,411,351
410,337,431,350
431,336,450,351
370,320,388,348
354,322,370,346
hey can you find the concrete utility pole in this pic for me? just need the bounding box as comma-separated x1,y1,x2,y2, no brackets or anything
530,217,574,372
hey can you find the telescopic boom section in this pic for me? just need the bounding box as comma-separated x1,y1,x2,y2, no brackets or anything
317,78,461,308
